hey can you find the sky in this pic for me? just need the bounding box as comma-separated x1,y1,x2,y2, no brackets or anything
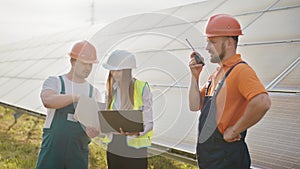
0,0,202,46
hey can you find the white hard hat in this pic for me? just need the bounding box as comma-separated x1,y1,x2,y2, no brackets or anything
103,50,136,70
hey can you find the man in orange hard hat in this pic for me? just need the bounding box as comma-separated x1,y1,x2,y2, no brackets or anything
188,14,271,168
35,40,103,169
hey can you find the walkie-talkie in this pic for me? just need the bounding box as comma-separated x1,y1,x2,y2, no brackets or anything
185,39,205,65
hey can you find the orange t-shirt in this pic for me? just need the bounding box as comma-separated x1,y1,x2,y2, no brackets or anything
200,54,267,134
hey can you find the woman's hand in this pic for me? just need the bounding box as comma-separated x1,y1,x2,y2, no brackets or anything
119,128,140,136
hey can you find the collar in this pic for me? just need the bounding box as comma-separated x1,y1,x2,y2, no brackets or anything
221,54,242,69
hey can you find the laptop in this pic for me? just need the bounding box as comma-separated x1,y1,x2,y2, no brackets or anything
98,110,144,133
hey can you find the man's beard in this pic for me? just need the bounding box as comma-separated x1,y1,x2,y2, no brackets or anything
210,42,226,63
75,70,90,79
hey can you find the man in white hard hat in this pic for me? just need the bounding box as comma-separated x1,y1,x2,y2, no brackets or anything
188,14,271,168
101,50,153,169
35,40,103,169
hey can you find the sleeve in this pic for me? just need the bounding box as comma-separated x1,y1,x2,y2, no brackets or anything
93,87,106,110
42,76,60,93
238,66,267,101
41,76,59,128
139,84,153,136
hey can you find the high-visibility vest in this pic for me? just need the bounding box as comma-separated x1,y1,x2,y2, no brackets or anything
102,79,153,149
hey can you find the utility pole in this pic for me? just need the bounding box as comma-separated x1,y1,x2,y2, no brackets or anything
90,0,95,25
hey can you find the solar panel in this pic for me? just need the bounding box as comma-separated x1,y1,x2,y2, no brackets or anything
0,0,299,168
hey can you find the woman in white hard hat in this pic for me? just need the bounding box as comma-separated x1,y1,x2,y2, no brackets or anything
102,50,153,169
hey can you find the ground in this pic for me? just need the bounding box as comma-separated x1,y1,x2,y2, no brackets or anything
0,106,197,169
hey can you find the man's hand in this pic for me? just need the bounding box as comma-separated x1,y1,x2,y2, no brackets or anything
223,93,271,142
85,127,99,138
73,94,80,102
223,126,241,142
188,51,204,111
189,51,204,79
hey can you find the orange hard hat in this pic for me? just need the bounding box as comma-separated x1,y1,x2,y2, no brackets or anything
205,14,243,37
69,40,98,64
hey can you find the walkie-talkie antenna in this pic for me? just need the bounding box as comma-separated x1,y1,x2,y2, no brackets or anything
185,38,195,51
185,38,205,65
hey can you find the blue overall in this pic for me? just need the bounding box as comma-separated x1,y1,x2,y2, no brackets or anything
196,62,251,169
35,76,93,169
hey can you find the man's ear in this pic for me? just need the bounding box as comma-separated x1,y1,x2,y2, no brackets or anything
227,37,236,49
70,58,76,67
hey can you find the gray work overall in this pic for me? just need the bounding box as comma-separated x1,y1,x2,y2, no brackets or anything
196,62,251,169
35,76,93,169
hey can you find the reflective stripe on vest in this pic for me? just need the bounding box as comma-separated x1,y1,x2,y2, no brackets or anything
103,79,153,149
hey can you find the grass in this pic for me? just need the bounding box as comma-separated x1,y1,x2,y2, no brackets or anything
0,106,198,169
